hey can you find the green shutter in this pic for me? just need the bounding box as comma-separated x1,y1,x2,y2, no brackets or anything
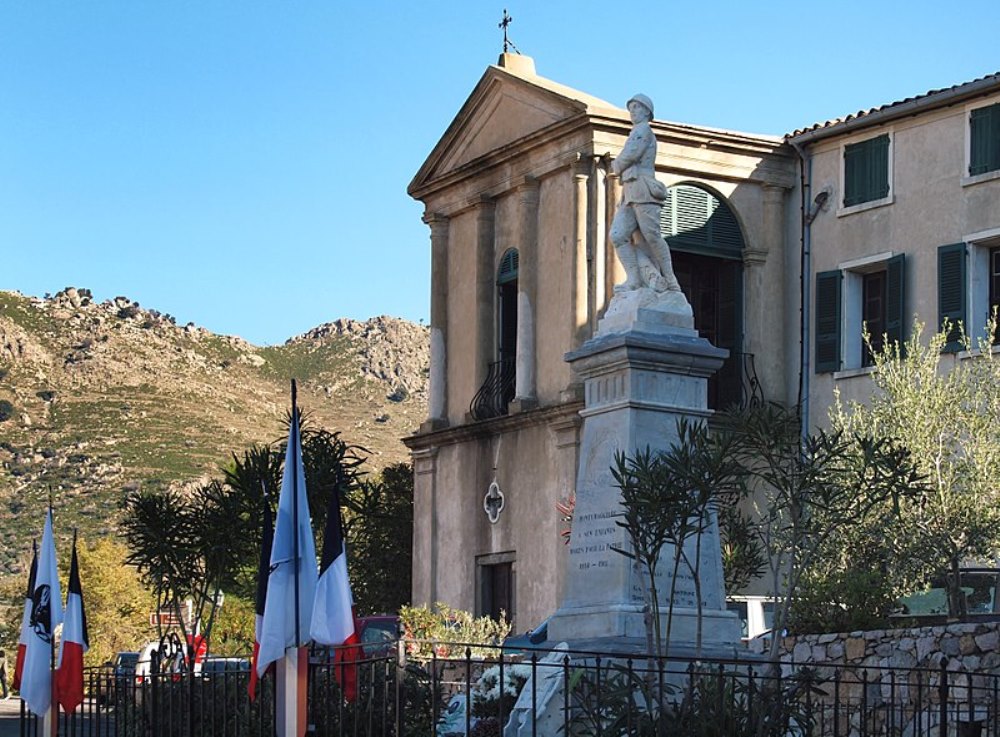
870,135,890,200
844,135,890,206
844,142,865,206
497,248,519,285
885,253,905,351
970,104,1000,176
938,243,967,352
815,270,842,373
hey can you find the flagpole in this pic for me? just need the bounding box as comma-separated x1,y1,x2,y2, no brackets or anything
46,493,56,737
290,379,301,648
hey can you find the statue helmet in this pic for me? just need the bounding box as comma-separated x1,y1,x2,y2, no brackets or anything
627,94,654,117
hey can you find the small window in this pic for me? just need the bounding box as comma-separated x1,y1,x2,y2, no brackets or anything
843,134,891,207
970,103,1000,177
990,248,1000,340
815,253,905,373
944,239,1000,350
861,271,886,366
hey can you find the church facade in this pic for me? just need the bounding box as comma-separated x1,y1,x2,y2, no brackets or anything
404,54,800,629
406,55,1000,630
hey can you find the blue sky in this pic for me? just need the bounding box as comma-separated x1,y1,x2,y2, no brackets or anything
2,1,998,345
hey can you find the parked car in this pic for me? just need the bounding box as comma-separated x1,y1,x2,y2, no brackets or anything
357,614,401,657
311,615,401,663
893,567,1000,623
113,651,140,683
200,657,250,680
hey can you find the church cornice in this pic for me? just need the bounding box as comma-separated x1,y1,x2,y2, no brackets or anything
403,400,585,452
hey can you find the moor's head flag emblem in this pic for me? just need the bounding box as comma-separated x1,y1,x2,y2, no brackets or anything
29,584,52,643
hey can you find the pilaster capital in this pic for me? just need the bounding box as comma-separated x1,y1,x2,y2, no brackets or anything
422,211,450,229
468,194,496,216
517,175,540,202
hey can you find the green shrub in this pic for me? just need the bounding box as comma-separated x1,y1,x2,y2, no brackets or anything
400,603,510,659
0,399,14,422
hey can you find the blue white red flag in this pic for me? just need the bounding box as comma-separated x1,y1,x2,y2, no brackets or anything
56,541,89,713
255,392,318,678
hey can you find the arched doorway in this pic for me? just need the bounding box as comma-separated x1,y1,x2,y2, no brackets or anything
661,184,748,410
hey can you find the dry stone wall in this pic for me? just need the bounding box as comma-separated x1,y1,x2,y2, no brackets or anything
780,622,1000,673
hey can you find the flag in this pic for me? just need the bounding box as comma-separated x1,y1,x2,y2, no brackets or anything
256,389,318,678
248,498,274,700
56,541,89,714
12,542,38,692
21,509,63,717
309,473,361,701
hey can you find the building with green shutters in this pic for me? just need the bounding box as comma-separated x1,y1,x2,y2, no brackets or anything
405,56,1000,625
790,73,1000,421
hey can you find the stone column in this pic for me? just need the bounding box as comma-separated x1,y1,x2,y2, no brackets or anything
590,157,607,330
474,197,496,396
512,177,539,410
746,184,785,401
572,159,590,348
605,169,625,295
424,213,450,431
411,446,440,605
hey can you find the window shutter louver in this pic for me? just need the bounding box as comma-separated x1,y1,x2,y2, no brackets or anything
871,135,890,200
815,270,842,373
938,243,967,352
844,134,890,206
844,143,864,206
885,253,905,352
970,104,1000,176
660,185,744,257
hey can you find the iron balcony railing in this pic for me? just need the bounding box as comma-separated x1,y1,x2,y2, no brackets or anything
469,357,516,421
713,350,764,411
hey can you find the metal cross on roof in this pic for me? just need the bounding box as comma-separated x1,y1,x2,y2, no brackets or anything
499,9,519,54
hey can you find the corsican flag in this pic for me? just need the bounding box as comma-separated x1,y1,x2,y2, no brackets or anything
248,497,274,700
256,383,318,678
21,509,63,717
12,541,38,692
56,539,89,714
309,472,361,701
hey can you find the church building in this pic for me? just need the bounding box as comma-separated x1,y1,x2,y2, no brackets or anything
406,53,1000,630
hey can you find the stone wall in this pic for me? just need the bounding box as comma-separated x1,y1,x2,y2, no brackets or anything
780,621,1000,672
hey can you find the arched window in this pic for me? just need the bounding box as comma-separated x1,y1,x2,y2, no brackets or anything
661,185,755,410
496,249,519,364
470,249,518,421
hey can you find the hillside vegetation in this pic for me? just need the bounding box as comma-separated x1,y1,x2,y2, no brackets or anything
0,288,428,577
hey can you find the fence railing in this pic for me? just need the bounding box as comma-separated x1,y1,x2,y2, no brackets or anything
19,641,1000,736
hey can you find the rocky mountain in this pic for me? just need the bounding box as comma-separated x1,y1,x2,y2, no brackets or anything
0,288,428,577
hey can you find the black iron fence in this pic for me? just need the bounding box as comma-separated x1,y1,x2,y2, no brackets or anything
18,642,1000,736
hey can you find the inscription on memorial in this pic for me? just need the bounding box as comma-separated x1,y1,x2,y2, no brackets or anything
568,509,622,571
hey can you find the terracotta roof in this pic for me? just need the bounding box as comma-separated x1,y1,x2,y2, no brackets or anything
787,71,1000,141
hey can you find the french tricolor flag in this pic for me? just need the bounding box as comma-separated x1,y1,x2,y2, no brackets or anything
11,542,37,692
248,496,274,701
309,473,361,702
56,539,89,714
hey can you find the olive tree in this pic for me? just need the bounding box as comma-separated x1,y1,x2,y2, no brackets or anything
830,319,1000,617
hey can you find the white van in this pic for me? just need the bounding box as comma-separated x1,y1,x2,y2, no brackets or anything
726,596,776,649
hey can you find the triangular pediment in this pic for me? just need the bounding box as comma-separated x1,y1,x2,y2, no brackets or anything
410,64,618,196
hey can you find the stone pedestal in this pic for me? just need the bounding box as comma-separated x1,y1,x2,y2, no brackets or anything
547,291,741,655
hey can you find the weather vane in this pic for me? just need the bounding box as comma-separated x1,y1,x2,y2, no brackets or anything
499,9,519,54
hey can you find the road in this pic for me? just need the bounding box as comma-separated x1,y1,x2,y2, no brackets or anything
0,697,24,737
